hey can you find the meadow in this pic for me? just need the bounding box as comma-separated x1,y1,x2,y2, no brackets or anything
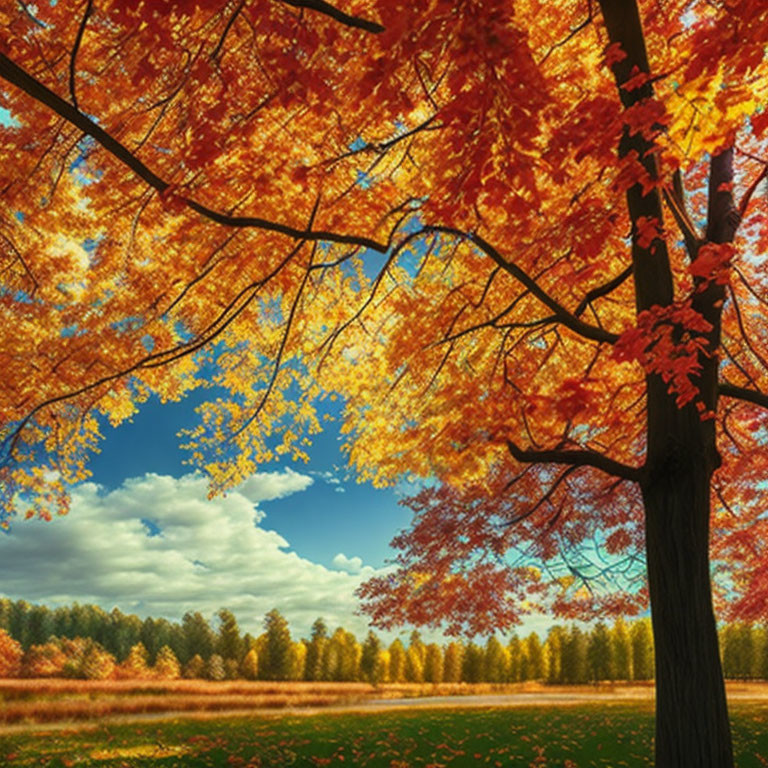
0,680,586,725
1,700,768,767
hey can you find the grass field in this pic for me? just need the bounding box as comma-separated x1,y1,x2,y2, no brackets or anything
1,702,768,767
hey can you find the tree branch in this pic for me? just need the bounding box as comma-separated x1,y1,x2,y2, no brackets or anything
662,174,701,259
706,147,740,245
211,0,247,61
424,226,619,345
574,265,633,317
507,439,642,482
0,52,389,253
278,0,384,33
69,0,93,111
718,382,768,410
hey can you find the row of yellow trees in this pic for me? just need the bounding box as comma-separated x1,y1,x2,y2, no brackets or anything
1,602,765,683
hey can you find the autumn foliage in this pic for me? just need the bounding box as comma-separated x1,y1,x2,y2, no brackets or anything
0,0,764,619
2,0,768,764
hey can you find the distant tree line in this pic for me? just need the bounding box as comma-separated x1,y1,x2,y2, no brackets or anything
0,598,765,683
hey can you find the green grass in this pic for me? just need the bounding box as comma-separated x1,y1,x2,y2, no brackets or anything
1,703,767,767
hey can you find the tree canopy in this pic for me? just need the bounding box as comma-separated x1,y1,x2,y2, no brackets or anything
2,1,768,765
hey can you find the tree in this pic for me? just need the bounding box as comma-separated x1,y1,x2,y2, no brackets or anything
25,605,53,648
388,639,406,684
80,643,116,680
442,642,464,684
108,608,142,663
423,643,444,685
588,623,614,683
304,619,328,682
22,641,68,678
216,609,245,665
630,618,654,681
3,2,768,765
611,617,632,681
140,617,172,666
561,627,588,685
324,627,359,681
205,653,226,681
59,637,115,680
372,649,390,685
153,645,181,679
404,644,424,683
360,631,382,683
117,642,150,679
183,654,205,680
408,631,427,667
0,628,23,677
756,628,768,682
545,626,567,685
287,640,307,680
525,633,546,682
260,609,293,681
507,635,524,683
241,647,259,681
721,622,755,680
461,643,484,684
181,612,216,663
484,636,509,683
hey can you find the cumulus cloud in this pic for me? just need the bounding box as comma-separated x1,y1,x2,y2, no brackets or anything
0,471,383,638
332,553,368,575
237,467,313,503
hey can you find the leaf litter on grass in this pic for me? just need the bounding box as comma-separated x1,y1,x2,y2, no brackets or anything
3,703,768,767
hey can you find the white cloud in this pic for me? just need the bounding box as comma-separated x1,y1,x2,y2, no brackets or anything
237,467,313,503
0,471,383,639
332,553,368,575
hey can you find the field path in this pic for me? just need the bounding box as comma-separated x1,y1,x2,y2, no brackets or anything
2,686,768,735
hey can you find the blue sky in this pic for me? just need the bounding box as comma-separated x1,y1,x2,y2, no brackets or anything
0,386,435,640
88,391,413,570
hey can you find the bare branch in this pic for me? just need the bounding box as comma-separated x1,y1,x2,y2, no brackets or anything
278,0,384,33
507,439,642,482
0,52,389,253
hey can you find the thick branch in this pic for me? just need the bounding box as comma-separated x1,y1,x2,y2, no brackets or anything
0,52,389,253
425,226,619,344
718,383,768,410
507,439,642,482
706,148,740,245
279,0,384,33
599,0,673,313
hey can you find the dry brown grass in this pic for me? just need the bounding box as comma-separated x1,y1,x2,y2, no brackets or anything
0,678,376,699
2,679,765,726
0,693,357,723
0,679,380,723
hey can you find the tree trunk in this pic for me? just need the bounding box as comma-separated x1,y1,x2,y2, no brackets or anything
642,378,733,768
597,0,736,763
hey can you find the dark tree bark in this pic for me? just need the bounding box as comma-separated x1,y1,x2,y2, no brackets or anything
599,1,735,765
642,387,733,767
